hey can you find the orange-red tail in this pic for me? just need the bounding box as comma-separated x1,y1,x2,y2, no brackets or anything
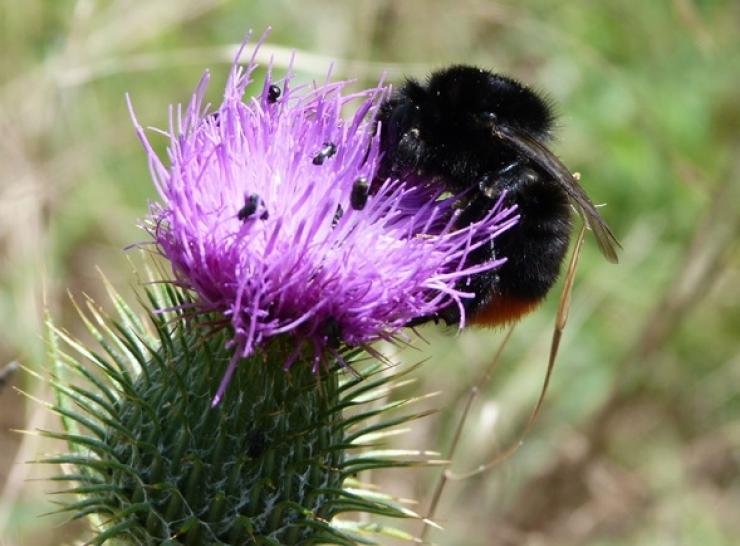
470,295,542,327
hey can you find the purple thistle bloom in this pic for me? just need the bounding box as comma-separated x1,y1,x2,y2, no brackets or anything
128,37,518,404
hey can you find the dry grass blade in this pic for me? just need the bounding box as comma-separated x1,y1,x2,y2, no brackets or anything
0,399,50,538
418,326,515,542
447,223,587,481
0,361,19,392
57,42,433,88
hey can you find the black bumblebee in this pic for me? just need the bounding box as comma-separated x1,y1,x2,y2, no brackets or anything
376,65,620,327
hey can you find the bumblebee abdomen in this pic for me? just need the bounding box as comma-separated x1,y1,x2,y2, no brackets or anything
493,175,572,302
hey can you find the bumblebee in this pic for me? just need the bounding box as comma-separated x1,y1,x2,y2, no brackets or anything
376,65,620,326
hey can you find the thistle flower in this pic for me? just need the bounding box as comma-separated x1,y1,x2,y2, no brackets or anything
129,40,517,404
43,34,520,546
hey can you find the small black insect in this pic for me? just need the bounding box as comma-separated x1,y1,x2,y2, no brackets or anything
377,65,620,327
245,430,267,459
238,194,259,220
237,193,268,221
350,177,370,211
267,84,281,103
323,317,343,350
312,142,337,165
332,204,344,227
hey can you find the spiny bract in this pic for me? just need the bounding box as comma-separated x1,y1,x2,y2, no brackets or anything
44,279,433,545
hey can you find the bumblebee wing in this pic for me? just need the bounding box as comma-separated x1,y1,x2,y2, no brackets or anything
495,126,621,263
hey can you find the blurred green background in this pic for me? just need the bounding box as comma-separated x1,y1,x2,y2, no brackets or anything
1,1,738,545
